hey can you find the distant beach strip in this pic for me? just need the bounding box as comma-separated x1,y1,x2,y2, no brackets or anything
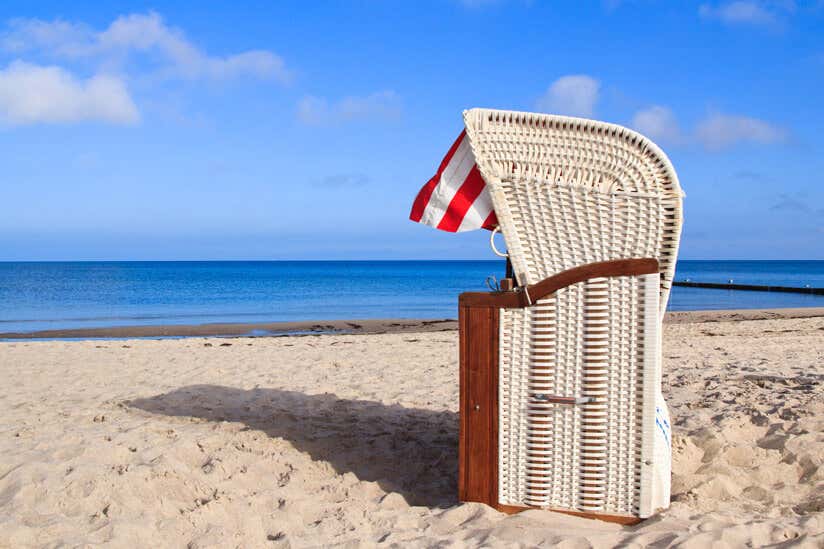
2,309,823,341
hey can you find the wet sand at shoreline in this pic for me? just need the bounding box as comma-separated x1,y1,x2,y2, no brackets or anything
2,307,823,340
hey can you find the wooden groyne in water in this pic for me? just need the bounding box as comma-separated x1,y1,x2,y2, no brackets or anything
673,281,824,295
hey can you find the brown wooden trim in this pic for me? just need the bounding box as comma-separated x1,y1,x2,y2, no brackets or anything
495,504,642,525
459,258,659,308
458,305,499,507
458,304,467,501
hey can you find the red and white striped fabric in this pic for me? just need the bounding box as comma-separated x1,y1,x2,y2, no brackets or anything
409,130,497,232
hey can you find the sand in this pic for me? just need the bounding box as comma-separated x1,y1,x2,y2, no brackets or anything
1,310,822,547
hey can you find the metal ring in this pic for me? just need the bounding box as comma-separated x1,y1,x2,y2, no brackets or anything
489,226,508,258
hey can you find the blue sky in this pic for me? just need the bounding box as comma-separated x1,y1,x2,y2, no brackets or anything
0,0,822,260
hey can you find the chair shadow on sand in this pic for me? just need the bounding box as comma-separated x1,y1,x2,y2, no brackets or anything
127,385,458,508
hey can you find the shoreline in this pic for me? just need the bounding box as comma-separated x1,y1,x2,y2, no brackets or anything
2,307,823,340
0,318,460,340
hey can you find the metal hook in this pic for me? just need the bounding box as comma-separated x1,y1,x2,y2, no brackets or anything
489,226,508,258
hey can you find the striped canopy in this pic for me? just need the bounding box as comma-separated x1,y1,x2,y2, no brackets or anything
409,130,497,232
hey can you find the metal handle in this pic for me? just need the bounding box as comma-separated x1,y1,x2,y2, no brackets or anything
533,394,595,405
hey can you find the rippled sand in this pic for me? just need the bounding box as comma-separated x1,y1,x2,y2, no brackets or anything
1,311,822,547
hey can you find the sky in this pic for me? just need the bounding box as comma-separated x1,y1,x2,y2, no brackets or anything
0,0,822,261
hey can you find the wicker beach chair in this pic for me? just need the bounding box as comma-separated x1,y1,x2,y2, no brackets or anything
457,109,684,522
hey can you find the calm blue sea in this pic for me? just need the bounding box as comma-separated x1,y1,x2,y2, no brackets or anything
0,261,822,334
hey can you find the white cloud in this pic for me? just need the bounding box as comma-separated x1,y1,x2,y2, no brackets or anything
1,18,92,55
318,174,370,187
695,112,786,149
771,192,813,213
629,104,786,150
698,1,793,27
1,12,289,83
297,91,402,126
296,96,328,126
0,60,138,125
631,105,684,144
536,75,600,118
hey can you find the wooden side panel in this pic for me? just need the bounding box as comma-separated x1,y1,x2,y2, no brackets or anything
458,303,499,507
496,504,642,525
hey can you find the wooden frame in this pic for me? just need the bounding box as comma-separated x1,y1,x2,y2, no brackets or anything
458,258,659,525
459,258,659,309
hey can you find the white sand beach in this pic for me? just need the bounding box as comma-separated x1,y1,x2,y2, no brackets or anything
1,310,823,547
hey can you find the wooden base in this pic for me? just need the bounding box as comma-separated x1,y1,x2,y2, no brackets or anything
495,504,642,525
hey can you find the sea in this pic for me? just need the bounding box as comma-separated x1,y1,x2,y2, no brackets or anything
0,260,822,335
